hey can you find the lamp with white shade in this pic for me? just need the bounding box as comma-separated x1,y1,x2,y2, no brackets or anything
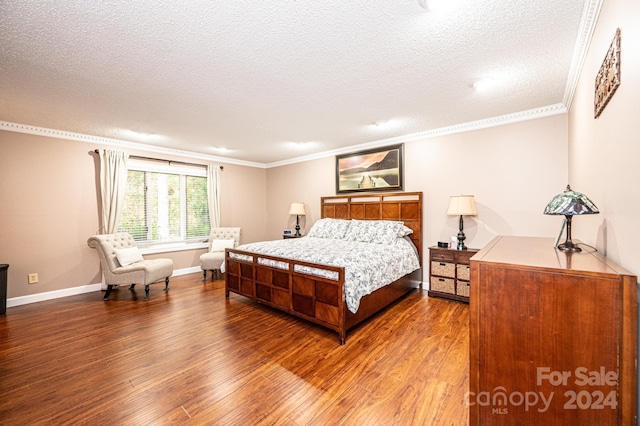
447,195,477,250
289,202,306,237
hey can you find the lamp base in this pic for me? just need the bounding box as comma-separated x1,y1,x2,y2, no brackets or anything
556,215,581,252
294,215,301,237
456,231,467,250
456,215,467,250
557,241,582,252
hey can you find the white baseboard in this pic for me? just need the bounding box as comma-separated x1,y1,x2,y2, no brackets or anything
6,266,202,308
174,266,202,276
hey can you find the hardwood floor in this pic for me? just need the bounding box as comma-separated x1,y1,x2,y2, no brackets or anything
0,273,469,425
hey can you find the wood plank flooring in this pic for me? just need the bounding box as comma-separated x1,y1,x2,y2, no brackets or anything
0,273,469,425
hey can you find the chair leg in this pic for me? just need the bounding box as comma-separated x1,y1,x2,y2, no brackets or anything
103,285,115,301
129,284,136,290
164,277,170,291
144,284,150,300
203,270,207,281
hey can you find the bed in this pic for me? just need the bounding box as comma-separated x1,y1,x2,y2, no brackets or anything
224,192,423,344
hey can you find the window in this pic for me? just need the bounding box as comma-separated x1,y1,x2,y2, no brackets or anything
118,160,210,248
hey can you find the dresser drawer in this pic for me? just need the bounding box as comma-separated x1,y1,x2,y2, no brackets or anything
456,280,470,297
431,261,455,278
456,250,475,264
431,250,455,263
457,264,471,280
430,277,455,294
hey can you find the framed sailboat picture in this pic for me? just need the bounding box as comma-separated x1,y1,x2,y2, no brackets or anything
335,144,404,194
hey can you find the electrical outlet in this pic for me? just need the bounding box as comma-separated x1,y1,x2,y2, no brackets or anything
28,273,38,284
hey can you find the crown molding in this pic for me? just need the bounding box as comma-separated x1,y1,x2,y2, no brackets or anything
562,0,603,109
0,121,267,169
2,103,567,170
266,103,568,168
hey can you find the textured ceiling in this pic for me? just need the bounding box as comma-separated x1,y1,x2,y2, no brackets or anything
0,0,595,166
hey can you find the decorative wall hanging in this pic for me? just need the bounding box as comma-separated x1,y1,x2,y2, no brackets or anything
594,28,621,119
335,144,404,194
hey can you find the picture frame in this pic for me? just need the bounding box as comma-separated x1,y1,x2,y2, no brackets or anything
336,144,404,194
594,28,621,119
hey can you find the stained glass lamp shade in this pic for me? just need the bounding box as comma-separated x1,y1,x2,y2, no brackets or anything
544,185,599,252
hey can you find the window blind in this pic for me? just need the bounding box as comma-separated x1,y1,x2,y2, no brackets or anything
118,162,210,244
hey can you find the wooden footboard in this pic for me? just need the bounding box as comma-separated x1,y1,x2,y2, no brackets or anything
225,249,349,340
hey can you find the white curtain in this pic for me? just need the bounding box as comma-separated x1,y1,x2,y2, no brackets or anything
207,164,221,229
99,149,129,234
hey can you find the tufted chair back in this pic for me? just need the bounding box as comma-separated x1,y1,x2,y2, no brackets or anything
208,227,241,251
87,233,138,282
200,227,241,280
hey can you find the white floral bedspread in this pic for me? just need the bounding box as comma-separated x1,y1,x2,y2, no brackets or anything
228,237,420,313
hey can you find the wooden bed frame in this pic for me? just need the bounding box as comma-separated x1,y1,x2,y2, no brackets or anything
225,192,423,344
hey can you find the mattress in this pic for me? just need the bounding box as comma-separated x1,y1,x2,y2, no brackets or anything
228,236,420,313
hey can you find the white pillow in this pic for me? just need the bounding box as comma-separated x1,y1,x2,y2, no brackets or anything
115,247,144,266
343,220,404,245
210,238,235,252
306,218,351,239
398,225,413,237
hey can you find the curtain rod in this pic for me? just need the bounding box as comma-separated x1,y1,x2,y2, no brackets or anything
93,149,223,170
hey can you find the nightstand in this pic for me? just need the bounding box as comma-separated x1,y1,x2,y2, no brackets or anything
282,234,303,239
427,246,478,303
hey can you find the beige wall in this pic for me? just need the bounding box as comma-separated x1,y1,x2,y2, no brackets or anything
266,157,334,240
0,130,267,299
266,114,569,265
1,132,100,298
219,162,269,244
568,0,640,276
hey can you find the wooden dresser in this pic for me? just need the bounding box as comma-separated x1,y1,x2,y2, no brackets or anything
469,236,637,425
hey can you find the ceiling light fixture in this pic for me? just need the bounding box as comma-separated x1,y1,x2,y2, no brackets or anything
472,77,495,92
119,129,167,143
418,0,442,10
368,118,405,132
288,141,315,149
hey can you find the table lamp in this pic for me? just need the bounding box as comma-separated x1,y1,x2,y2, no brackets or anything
544,185,599,252
289,202,306,237
447,195,477,250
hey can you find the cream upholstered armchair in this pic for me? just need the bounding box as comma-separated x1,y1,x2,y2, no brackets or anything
200,227,241,280
87,233,174,300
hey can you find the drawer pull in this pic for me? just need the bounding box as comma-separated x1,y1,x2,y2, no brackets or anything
439,278,445,282
439,262,446,266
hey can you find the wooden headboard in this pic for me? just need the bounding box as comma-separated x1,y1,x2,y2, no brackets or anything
321,192,423,260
